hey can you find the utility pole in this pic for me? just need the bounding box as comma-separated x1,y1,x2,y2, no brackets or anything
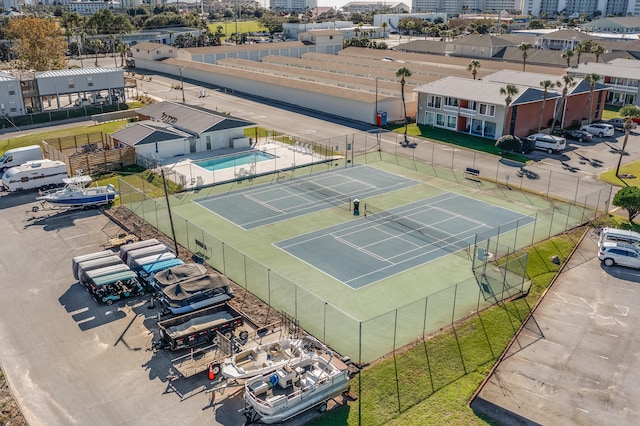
179,67,185,103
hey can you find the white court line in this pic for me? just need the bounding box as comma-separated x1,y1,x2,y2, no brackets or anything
333,235,390,262
243,193,286,214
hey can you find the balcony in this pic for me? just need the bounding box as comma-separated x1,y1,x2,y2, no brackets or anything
459,107,476,117
605,83,639,94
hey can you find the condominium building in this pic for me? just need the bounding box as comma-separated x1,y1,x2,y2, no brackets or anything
523,0,638,17
270,0,317,12
412,0,520,14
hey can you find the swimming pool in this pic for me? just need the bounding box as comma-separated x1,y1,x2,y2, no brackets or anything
195,151,276,171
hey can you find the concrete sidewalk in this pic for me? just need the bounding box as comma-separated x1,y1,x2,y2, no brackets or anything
471,230,640,426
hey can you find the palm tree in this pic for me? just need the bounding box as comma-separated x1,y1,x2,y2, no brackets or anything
500,84,519,107
591,41,605,63
89,39,104,67
581,73,601,125
467,60,481,80
615,105,640,177
561,49,574,67
395,66,412,139
554,74,576,131
538,80,558,132
500,84,519,135
381,21,388,38
574,40,591,64
519,42,532,72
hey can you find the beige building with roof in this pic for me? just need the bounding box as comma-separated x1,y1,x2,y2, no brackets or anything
566,59,640,106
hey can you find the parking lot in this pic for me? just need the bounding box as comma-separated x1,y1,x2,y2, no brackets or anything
0,192,250,425
472,231,640,425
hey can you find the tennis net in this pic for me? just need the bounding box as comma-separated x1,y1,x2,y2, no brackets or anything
289,179,351,209
363,203,470,254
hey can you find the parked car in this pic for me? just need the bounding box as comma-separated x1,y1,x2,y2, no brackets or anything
607,118,638,131
93,94,106,105
74,97,91,107
580,123,615,137
561,129,593,143
598,243,640,268
526,133,566,153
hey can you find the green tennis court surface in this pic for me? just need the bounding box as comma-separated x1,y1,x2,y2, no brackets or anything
275,192,535,289
194,165,418,229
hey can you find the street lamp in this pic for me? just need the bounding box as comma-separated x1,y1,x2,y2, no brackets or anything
369,75,379,126
179,67,185,103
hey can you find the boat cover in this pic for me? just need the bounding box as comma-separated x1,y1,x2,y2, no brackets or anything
154,263,207,288
162,272,230,301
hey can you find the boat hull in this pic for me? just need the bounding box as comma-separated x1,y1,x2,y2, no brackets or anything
37,192,117,206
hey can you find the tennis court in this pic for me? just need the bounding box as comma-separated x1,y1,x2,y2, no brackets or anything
275,192,536,289
194,165,418,229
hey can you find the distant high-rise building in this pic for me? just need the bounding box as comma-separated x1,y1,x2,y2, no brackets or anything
522,0,638,16
413,0,638,15
270,0,317,12
413,0,520,14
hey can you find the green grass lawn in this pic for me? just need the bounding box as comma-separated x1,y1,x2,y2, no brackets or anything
0,121,129,154
603,105,621,121
308,227,583,426
389,123,530,163
208,20,267,38
599,154,640,187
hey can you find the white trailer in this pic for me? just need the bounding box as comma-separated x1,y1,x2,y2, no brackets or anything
1,160,67,192
125,244,171,268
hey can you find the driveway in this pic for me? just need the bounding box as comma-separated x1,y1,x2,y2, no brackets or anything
471,231,640,425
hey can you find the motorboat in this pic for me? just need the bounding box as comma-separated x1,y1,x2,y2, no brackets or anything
37,175,118,207
221,337,318,382
160,271,233,315
243,342,350,424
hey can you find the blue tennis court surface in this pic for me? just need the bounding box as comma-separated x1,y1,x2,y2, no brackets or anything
194,165,418,229
275,192,536,289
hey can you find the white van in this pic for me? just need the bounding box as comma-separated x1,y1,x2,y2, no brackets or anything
598,227,640,248
0,145,43,172
1,159,67,192
526,133,566,153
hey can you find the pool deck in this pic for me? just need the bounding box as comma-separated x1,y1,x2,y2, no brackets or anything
158,140,331,188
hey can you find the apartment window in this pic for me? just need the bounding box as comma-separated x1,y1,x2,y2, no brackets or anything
168,49,174,54
479,103,495,117
156,50,160,54
425,111,435,126
9,102,16,112
8,85,14,95
436,113,445,126
445,97,459,107
427,95,441,108
68,79,74,89
447,115,457,129
87,77,93,87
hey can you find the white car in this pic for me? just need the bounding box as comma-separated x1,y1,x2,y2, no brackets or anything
598,243,640,269
580,123,615,137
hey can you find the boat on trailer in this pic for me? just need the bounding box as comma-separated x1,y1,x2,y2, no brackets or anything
37,175,118,208
221,337,319,382
243,341,350,424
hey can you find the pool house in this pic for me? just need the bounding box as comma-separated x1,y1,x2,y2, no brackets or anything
111,101,330,187
111,101,256,162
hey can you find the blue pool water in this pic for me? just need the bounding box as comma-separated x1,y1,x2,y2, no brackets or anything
195,151,276,171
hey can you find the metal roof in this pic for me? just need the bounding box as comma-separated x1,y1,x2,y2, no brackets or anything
35,68,122,78
0,70,17,82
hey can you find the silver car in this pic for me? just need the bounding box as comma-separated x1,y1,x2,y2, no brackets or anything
598,243,640,268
